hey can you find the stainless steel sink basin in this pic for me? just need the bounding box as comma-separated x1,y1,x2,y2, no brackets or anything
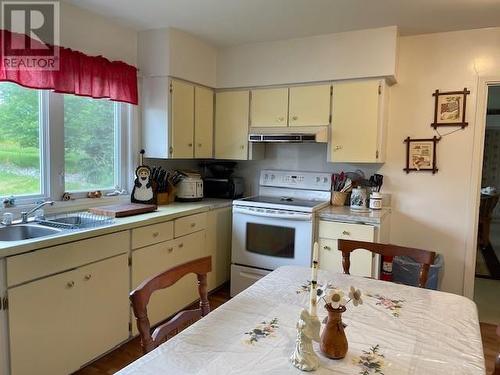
0,224,62,241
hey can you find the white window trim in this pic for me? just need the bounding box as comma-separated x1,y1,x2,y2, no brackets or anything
5,90,49,205
0,85,132,211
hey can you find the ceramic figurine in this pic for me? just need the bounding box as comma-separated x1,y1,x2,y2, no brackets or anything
131,150,157,205
290,242,321,371
131,165,156,205
290,309,321,371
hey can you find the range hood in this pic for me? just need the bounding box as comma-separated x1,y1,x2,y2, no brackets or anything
248,126,328,144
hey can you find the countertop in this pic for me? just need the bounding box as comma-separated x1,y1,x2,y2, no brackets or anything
318,205,390,224
0,198,232,258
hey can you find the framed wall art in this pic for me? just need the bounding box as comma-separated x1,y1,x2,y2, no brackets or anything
404,136,440,174
431,88,470,129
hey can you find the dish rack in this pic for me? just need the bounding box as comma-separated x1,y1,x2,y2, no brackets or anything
38,211,114,230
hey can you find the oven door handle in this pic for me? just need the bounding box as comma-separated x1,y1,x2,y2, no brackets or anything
233,207,312,221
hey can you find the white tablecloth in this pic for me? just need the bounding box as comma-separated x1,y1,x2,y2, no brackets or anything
117,266,485,374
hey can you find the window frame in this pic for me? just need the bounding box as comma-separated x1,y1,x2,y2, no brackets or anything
0,83,131,205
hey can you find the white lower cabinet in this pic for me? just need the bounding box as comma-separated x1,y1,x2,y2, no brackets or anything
131,230,205,335
206,207,232,291
8,253,129,375
318,221,376,277
78,254,130,365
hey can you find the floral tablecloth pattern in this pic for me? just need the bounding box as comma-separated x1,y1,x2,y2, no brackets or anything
117,266,485,374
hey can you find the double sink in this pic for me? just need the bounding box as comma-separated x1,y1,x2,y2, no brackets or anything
0,214,113,242
0,224,63,241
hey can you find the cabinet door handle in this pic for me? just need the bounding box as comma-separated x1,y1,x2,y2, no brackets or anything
167,247,174,253
84,274,92,281
292,116,298,121
66,281,75,288
323,245,331,251
198,143,202,147
188,143,193,147
240,145,245,150
190,223,196,228
342,230,350,236
178,243,184,248
277,116,284,122
152,232,159,238
334,145,343,151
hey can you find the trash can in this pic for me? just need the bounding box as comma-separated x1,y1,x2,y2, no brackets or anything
392,254,444,290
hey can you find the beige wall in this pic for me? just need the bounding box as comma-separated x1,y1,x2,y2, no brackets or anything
216,26,398,88
138,28,217,87
381,27,500,294
60,2,137,65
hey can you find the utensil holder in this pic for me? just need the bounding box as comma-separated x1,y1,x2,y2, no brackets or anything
331,191,348,206
157,192,169,205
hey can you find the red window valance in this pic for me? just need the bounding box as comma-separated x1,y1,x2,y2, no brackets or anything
0,29,138,105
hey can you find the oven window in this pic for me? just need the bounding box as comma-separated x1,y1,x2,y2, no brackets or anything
246,222,295,258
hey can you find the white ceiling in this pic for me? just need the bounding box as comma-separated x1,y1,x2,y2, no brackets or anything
65,0,500,47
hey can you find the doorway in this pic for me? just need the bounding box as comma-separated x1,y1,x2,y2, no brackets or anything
474,84,500,325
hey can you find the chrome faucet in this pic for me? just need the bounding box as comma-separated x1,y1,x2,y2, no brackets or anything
21,201,54,223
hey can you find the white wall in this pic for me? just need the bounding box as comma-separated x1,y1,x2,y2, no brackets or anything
169,28,217,87
138,28,217,87
380,27,500,295
60,2,137,65
216,26,398,88
235,144,379,195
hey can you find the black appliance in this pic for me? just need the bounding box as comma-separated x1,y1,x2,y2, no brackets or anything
203,177,244,199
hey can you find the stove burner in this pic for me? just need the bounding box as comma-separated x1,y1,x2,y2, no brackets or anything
280,197,293,202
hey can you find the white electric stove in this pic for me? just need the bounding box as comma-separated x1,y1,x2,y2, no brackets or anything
230,170,331,296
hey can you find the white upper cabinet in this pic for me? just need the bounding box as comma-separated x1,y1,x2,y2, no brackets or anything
215,90,250,160
330,79,388,163
289,84,332,126
170,79,195,158
194,86,214,158
250,88,288,127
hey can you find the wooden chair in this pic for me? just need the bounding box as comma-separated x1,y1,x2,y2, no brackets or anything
478,193,500,249
130,256,212,354
494,324,500,375
337,239,436,288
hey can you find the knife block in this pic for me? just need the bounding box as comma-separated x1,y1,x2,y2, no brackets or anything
157,192,170,205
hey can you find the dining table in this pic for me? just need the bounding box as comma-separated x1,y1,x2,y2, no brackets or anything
117,265,486,374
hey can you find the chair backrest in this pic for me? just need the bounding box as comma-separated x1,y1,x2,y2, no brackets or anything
337,239,436,288
130,256,212,353
480,193,500,220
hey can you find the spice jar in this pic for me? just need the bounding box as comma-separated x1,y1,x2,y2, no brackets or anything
369,192,382,210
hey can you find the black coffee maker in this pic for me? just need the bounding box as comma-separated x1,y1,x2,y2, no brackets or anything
201,162,244,199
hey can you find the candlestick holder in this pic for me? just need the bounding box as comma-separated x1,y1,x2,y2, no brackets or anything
290,309,321,371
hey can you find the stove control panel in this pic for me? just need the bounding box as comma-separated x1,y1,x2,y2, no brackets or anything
260,170,332,191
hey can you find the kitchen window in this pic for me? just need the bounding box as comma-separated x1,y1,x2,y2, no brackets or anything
0,83,45,199
64,95,120,192
0,82,130,204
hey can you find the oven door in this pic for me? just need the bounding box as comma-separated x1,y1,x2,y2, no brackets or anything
232,205,313,270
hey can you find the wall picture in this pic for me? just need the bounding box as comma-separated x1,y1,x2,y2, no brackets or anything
431,88,470,129
404,136,439,174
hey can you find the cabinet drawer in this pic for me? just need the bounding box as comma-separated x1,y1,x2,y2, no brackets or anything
131,221,174,249
7,231,129,287
174,212,207,238
318,221,375,241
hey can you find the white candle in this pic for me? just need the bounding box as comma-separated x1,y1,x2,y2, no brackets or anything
309,242,319,316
